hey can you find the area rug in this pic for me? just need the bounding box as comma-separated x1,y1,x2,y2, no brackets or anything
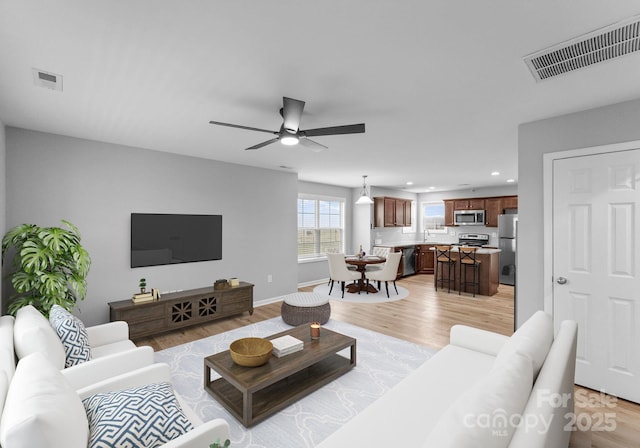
155,317,435,447
312,282,409,303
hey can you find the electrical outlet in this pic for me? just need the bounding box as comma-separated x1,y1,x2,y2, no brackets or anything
267,274,273,283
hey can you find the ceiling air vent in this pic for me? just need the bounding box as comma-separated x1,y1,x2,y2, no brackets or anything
32,68,63,91
524,15,640,81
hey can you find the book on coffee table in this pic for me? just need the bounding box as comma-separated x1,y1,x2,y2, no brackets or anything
271,335,304,357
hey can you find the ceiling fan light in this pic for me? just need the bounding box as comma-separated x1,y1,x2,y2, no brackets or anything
280,134,299,146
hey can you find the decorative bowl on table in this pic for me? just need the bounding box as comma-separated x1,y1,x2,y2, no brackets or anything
229,337,273,367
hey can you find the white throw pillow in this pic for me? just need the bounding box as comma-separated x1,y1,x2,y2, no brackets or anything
422,351,533,448
13,305,66,370
49,304,92,367
83,382,194,448
0,352,89,448
495,310,553,378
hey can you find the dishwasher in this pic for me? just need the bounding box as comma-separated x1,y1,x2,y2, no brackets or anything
401,246,416,276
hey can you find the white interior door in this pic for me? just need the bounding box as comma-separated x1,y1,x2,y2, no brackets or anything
553,148,640,403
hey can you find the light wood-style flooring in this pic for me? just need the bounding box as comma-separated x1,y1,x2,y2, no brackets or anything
136,274,640,448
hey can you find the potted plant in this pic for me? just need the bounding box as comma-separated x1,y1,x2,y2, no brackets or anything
209,439,230,448
1,220,91,316
139,278,147,293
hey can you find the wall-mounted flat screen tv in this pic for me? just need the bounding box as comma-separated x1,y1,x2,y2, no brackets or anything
131,213,222,268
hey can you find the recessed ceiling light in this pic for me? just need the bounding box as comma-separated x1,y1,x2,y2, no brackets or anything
406,181,414,186
428,186,436,190
491,171,500,176
506,178,516,183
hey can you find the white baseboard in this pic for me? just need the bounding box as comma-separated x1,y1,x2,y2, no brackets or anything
253,279,328,308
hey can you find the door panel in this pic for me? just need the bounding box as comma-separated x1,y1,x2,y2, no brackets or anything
553,148,640,403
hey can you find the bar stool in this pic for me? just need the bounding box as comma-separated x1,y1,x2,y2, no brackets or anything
459,246,481,297
434,245,456,293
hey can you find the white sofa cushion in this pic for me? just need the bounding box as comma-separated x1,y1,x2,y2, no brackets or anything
422,350,533,448
0,316,15,382
82,382,194,448
316,344,496,447
0,352,89,448
0,372,7,418
49,305,92,367
13,305,65,370
495,311,553,378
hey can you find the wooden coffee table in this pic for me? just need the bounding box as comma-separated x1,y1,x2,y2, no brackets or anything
204,324,356,427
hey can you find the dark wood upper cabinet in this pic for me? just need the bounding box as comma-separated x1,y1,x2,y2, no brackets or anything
374,197,412,227
444,195,517,227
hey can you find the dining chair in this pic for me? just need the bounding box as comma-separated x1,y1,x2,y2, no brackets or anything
365,246,391,272
325,248,355,285
327,253,361,298
364,252,402,298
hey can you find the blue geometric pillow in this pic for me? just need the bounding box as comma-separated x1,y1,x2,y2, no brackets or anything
82,382,194,448
49,304,92,367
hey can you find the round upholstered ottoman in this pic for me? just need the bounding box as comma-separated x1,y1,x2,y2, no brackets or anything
280,292,331,326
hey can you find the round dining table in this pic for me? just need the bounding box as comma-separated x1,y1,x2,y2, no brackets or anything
344,256,386,293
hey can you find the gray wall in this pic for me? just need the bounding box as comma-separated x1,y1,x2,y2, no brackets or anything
517,97,640,327
5,127,299,325
0,121,5,311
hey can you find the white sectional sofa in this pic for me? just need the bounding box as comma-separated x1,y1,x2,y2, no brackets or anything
0,308,230,448
317,311,578,448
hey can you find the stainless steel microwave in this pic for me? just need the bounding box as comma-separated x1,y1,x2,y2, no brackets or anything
454,210,485,226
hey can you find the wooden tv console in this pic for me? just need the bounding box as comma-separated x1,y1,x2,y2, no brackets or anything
108,282,254,340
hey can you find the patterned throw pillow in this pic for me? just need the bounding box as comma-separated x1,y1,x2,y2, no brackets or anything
82,382,194,448
49,304,92,367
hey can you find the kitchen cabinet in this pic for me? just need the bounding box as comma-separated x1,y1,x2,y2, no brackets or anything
485,195,519,227
374,197,412,227
444,201,455,227
444,195,518,227
484,197,502,227
416,244,435,274
502,196,518,209
454,198,485,210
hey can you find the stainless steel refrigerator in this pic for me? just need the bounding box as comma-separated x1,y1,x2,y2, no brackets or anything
498,214,517,285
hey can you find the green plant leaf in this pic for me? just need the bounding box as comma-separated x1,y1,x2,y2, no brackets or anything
38,272,68,298
3,220,91,316
20,240,52,272
11,271,37,293
39,227,76,253
2,224,38,261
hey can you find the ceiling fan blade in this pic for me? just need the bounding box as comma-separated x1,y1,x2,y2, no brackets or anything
282,97,305,133
245,137,280,150
299,137,328,152
209,120,277,135
301,123,365,137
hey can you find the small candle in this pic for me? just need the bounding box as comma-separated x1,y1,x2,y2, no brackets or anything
310,322,321,339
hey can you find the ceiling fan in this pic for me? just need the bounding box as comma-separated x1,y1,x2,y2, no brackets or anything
209,97,365,151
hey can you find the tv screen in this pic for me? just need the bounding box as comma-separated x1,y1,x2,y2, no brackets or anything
131,213,222,268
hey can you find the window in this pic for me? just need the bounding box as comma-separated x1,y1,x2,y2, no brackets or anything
422,201,447,232
298,195,345,260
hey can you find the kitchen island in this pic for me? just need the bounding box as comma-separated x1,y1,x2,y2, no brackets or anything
430,246,501,296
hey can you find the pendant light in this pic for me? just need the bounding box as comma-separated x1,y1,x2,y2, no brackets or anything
356,175,374,205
